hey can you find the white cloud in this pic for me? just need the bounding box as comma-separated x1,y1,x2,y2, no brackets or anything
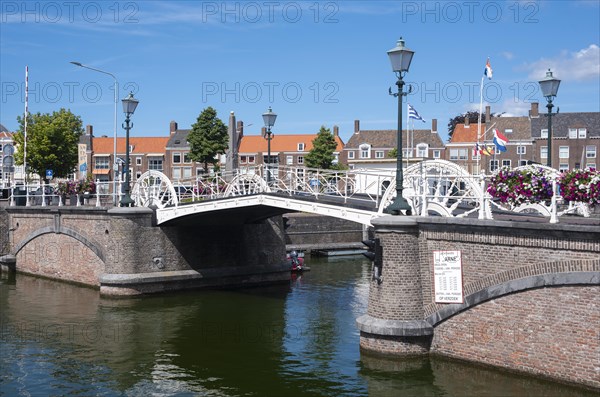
501,51,514,60
523,44,600,81
496,100,532,117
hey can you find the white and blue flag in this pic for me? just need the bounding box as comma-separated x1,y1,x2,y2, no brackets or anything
408,104,426,123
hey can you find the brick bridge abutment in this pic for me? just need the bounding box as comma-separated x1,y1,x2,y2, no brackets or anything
0,206,289,296
356,216,600,390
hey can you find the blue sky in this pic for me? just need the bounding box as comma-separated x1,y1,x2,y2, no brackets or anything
1,1,599,143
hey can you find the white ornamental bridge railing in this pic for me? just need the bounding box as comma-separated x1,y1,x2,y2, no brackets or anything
5,160,591,224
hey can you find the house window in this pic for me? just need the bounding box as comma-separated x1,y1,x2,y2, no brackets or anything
586,145,596,158
248,155,255,164
240,155,247,164
559,146,569,159
458,149,468,160
298,156,304,165
286,155,293,165
449,149,459,160
517,146,526,155
559,163,569,171
183,167,192,178
403,149,412,157
136,157,142,166
148,158,163,171
416,144,428,158
298,143,305,151
569,128,577,139
490,160,499,172
587,163,596,170
519,160,528,166
433,150,441,159
541,129,548,139
172,167,181,179
540,146,548,158
502,159,511,168
94,157,109,169
348,151,355,159
472,150,480,160
504,129,513,134
173,153,181,164
184,153,191,163
136,171,142,180
375,151,384,159
579,128,587,139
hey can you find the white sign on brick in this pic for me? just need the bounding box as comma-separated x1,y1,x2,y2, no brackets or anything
433,250,464,304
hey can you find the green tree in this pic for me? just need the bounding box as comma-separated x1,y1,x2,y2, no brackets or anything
13,108,83,180
188,107,228,172
305,126,341,169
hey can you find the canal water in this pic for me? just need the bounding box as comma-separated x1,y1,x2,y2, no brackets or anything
0,256,596,397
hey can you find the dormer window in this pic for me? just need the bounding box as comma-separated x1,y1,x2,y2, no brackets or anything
298,143,305,151
359,144,371,159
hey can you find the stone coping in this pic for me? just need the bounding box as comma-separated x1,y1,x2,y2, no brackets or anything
100,263,291,286
371,215,600,234
356,314,433,336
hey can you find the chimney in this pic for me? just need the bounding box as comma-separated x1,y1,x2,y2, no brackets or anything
85,125,93,136
354,120,360,133
431,118,437,133
261,127,266,137
464,116,470,127
170,120,178,135
237,120,244,137
485,105,491,123
529,102,539,118
333,125,339,137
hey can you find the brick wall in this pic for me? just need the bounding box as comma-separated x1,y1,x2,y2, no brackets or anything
0,208,8,256
431,286,600,389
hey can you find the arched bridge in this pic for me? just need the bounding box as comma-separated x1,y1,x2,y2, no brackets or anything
132,161,587,226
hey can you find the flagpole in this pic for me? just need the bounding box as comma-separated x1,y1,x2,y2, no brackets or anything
24,66,28,185
476,74,484,173
406,102,409,168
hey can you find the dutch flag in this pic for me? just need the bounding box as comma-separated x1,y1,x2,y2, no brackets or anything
408,104,426,122
493,128,508,152
484,58,493,80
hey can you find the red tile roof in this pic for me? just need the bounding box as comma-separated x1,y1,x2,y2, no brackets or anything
92,137,169,155
239,134,344,153
450,123,486,143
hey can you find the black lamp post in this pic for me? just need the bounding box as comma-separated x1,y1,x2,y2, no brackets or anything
538,69,560,168
385,37,414,215
262,106,277,184
120,92,139,207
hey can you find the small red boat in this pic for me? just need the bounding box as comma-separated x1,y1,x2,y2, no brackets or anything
287,251,309,272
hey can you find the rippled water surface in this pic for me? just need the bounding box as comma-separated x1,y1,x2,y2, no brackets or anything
0,256,596,396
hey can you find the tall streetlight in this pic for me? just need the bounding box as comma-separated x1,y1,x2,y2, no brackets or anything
385,37,414,215
262,107,277,184
70,61,119,205
120,92,139,207
538,69,560,168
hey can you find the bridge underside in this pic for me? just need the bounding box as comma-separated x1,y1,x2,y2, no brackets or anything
157,193,378,226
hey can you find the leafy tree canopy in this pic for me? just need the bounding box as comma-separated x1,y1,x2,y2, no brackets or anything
188,107,228,172
305,126,342,170
13,108,83,179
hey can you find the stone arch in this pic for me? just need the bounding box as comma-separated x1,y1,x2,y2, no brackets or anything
12,226,105,263
426,261,599,327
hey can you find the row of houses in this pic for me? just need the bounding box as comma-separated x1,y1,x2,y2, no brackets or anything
1,102,598,188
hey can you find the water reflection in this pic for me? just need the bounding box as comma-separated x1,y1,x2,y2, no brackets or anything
0,257,597,397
